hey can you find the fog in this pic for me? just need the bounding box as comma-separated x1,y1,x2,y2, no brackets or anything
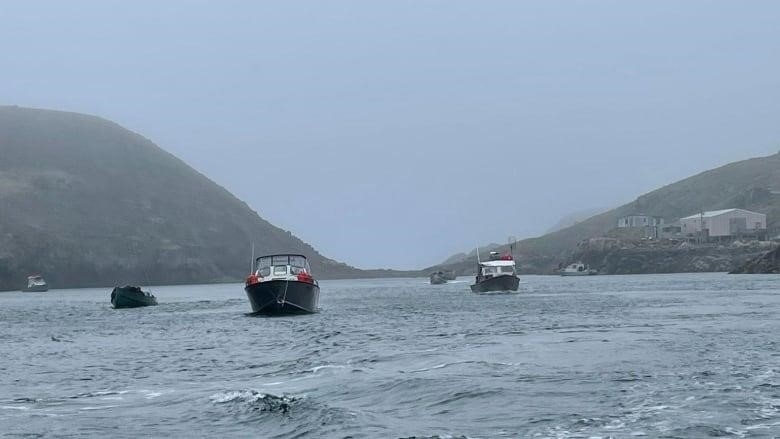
2,1,779,269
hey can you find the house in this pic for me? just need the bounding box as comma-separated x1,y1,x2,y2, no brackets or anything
679,208,766,240
617,214,664,228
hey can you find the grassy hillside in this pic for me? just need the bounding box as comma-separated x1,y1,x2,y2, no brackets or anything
432,151,780,274
0,106,410,290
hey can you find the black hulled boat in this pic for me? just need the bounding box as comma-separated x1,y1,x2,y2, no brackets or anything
470,251,520,294
245,254,320,315
111,285,158,308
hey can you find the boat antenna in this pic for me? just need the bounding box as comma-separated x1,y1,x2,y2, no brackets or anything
250,242,255,274
476,245,481,264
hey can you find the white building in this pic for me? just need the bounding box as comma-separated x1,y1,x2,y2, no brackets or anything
617,214,664,228
680,208,766,238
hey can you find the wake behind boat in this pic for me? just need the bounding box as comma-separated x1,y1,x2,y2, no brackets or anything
470,250,520,293
22,274,49,292
245,254,320,315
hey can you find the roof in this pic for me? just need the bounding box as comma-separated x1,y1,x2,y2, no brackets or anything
620,213,662,218
479,260,516,267
680,208,764,220
255,254,308,261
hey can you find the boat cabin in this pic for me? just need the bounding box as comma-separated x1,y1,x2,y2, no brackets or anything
27,275,46,288
476,260,516,281
252,254,315,283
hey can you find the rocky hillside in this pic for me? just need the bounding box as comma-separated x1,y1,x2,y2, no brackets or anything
0,106,408,290
730,245,780,274
570,238,775,275
432,151,780,275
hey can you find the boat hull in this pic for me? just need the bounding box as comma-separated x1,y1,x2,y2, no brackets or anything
111,287,158,308
470,275,520,293
560,270,597,276
23,285,49,292
245,280,319,315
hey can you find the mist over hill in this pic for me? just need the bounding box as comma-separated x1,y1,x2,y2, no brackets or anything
0,106,408,290
545,207,610,234
433,151,780,275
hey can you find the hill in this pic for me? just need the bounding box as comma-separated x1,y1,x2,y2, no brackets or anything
0,106,409,291
544,207,609,234
431,152,780,275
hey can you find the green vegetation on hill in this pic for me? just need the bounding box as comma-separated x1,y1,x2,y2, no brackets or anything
433,151,780,274
0,106,408,290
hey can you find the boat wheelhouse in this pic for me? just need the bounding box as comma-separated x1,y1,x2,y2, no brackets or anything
244,254,320,315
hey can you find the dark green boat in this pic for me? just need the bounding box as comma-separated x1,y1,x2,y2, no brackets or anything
110,285,158,309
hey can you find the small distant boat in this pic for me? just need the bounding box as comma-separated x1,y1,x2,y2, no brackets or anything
430,271,448,285
23,274,49,292
110,285,158,308
245,254,320,315
470,251,520,293
441,270,457,281
560,262,598,276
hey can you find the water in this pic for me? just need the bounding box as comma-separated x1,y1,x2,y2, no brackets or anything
1,273,779,438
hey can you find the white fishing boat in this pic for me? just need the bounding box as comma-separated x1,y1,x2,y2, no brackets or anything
560,262,597,276
23,274,49,292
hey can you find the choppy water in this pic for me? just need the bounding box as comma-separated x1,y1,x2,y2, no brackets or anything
1,273,779,438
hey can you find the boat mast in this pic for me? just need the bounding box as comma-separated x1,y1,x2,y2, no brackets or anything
250,242,255,274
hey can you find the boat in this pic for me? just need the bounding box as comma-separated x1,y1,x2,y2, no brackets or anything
442,270,457,281
430,271,448,285
110,285,158,308
470,251,520,293
245,254,320,315
560,262,598,276
22,274,49,292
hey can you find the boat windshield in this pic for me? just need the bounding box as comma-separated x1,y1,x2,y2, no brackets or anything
500,266,515,274
289,255,308,269
256,255,311,276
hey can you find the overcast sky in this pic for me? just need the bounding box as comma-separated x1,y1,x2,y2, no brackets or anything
2,1,779,269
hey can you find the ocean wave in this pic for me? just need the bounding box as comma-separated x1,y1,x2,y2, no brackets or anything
210,390,299,415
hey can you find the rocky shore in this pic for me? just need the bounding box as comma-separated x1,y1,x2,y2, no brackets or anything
730,245,780,274
565,238,777,275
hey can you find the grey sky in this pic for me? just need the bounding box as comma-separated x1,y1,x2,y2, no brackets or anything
2,1,779,269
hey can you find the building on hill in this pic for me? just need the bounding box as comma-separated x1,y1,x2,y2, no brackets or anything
617,214,664,228
616,214,664,239
659,221,683,240
680,208,767,241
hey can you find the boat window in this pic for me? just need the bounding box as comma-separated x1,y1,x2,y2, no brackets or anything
272,255,290,266
290,266,304,275
482,266,499,275
500,266,515,274
273,266,288,276
257,257,272,269
258,266,271,277
289,255,307,268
